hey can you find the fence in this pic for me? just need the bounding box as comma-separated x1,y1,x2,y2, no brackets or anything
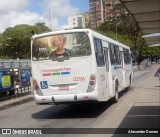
0,60,31,101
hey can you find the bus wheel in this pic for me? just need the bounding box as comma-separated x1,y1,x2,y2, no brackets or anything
113,83,118,103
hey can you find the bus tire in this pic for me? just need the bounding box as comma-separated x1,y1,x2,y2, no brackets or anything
113,82,118,103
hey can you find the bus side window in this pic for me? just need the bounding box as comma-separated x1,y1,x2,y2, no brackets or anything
94,38,105,67
123,48,131,64
109,43,116,65
109,43,122,66
116,46,121,65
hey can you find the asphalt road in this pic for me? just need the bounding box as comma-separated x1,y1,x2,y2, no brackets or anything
0,65,159,137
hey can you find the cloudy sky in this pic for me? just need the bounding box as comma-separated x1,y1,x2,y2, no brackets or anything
0,0,89,33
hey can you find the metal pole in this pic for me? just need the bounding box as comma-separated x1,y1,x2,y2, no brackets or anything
116,24,117,40
49,0,53,31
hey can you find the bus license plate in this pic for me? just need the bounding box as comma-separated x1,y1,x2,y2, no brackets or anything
59,85,69,90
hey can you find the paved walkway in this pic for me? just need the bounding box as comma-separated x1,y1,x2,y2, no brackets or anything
0,94,34,111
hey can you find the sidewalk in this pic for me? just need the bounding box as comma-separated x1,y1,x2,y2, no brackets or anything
133,61,158,72
0,94,34,111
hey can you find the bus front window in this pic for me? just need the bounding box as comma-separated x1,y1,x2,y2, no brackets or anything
32,32,91,61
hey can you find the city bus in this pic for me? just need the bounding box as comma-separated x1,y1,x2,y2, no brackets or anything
31,29,133,105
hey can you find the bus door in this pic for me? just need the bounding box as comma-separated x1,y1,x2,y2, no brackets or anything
114,47,123,91
103,48,109,98
123,48,131,87
120,51,125,89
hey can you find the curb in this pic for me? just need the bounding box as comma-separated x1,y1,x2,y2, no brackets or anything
0,95,34,111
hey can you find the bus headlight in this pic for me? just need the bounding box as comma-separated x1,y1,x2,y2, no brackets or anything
87,74,96,92
33,79,43,96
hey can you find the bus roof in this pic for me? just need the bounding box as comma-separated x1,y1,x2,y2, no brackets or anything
32,29,91,39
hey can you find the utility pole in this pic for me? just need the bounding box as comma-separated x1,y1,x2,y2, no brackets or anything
49,0,53,31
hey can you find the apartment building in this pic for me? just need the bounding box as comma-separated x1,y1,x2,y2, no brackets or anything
89,0,121,28
68,12,89,29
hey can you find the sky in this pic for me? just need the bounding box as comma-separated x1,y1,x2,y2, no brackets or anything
0,0,89,33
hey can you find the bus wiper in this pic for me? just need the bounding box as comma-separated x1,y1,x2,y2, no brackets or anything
52,56,70,62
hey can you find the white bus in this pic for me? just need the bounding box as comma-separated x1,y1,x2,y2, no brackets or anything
31,29,133,105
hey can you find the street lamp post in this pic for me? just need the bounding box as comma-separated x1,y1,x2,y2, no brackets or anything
116,24,118,40
116,22,120,41
0,43,2,58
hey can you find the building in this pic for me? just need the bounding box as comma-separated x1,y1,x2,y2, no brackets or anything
89,0,121,28
68,12,89,29
105,0,121,20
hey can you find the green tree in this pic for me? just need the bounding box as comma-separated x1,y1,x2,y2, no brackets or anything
1,23,51,59
96,2,156,66
0,34,10,59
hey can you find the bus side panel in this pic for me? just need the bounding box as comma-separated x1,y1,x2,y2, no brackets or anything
96,67,109,101
124,64,132,87
90,35,110,102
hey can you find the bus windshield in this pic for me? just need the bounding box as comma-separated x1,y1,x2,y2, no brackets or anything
32,32,91,61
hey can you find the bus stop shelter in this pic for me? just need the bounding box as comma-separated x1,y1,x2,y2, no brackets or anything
120,0,160,47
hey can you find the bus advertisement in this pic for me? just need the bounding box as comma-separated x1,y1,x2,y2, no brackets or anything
19,68,31,87
0,69,12,91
